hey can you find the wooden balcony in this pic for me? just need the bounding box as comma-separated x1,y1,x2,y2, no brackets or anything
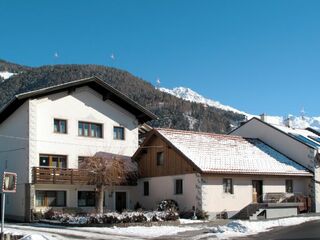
32,167,91,185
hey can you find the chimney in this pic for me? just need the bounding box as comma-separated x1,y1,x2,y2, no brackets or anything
260,113,267,122
284,116,292,128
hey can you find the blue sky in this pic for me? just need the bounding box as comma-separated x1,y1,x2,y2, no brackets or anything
1,0,320,116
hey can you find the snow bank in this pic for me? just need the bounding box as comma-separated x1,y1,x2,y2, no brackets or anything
4,223,198,239
20,234,49,240
212,216,320,239
179,219,208,224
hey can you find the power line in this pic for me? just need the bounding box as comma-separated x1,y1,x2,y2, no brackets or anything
0,147,25,153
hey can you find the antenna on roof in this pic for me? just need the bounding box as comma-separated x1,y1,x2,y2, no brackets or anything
156,78,161,88
300,107,305,120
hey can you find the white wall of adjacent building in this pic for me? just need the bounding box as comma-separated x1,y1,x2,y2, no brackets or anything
0,101,29,220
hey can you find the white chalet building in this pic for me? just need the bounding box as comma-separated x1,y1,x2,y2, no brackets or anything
0,77,156,221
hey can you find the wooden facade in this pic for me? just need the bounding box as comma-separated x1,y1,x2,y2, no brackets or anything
134,133,198,178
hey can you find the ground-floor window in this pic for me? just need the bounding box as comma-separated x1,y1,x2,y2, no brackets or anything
175,179,183,195
286,179,293,193
35,190,66,207
143,181,149,196
78,191,96,207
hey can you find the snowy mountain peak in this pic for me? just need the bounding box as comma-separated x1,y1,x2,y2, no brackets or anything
159,86,320,130
0,71,16,82
159,86,248,116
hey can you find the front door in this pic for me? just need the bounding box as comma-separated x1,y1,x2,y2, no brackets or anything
115,192,127,212
252,180,263,203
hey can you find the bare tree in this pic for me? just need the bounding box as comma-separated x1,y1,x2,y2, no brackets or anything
80,154,137,214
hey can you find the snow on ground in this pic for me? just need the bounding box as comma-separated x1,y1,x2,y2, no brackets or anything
209,216,320,239
20,234,49,240
0,71,16,81
4,223,199,240
179,218,208,224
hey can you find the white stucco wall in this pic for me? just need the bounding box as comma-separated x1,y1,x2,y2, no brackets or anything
137,174,198,211
29,86,139,181
201,175,310,219
0,101,29,220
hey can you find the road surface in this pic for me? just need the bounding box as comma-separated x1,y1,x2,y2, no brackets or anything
238,219,320,240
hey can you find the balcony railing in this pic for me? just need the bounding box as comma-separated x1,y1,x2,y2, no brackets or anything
32,167,91,185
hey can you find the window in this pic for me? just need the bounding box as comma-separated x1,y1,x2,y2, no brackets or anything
54,119,67,134
223,178,233,194
78,191,96,207
78,121,103,138
175,179,183,195
286,180,293,193
113,126,125,140
35,191,66,207
39,154,67,168
156,152,164,166
143,181,149,196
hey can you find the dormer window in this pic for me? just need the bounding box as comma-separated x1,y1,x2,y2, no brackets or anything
54,119,67,134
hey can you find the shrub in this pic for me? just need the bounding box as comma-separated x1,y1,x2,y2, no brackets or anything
39,209,178,225
157,199,179,212
179,209,209,220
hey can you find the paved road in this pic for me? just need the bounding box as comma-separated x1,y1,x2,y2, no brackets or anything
238,220,320,240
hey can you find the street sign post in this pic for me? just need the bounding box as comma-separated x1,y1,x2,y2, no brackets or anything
1,172,17,239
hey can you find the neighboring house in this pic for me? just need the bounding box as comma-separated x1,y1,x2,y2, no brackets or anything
230,117,320,212
132,128,312,219
0,76,156,221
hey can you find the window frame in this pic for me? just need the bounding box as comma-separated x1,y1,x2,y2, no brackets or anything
39,154,67,168
78,191,96,207
143,181,149,196
78,121,103,138
156,152,164,166
35,190,66,207
223,178,234,194
175,179,183,195
285,179,293,193
113,126,125,140
54,118,67,134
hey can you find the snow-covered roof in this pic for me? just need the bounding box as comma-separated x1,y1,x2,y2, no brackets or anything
156,128,312,176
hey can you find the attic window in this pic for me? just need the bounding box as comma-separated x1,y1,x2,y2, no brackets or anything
156,152,164,166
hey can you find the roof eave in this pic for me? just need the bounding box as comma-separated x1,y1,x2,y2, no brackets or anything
201,170,313,177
